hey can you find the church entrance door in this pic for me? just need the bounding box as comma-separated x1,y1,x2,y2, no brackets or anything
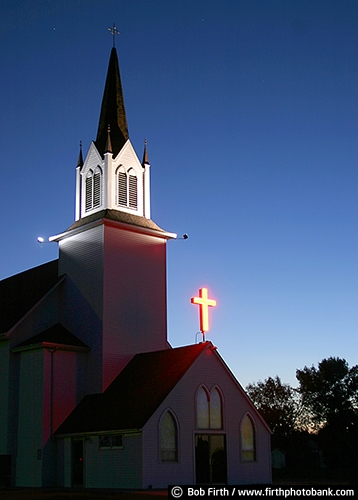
72,439,84,487
195,434,227,484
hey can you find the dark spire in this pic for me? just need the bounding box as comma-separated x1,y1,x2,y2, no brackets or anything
77,141,84,168
95,47,129,158
142,139,149,166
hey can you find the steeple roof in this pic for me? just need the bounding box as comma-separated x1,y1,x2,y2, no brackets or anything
95,47,129,158
77,141,84,168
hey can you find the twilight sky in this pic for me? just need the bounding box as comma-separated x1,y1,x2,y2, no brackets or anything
1,0,357,389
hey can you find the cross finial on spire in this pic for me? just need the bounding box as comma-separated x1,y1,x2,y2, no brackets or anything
108,23,120,47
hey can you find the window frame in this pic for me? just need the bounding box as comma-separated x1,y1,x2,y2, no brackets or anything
159,410,179,462
98,434,123,450
196,385,223,430
240,414,256,462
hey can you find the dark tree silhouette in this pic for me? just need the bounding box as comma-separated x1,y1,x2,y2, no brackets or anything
246,376,301,437
296,357,358,468
296,357,358,427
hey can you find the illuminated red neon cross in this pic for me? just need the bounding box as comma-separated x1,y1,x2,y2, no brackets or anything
191,287,217,333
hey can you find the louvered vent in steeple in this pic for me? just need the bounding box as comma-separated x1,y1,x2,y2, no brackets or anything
93,172,101,207
129,174,137,209
85,176,92,212
117,171,126,206
85,169,102,212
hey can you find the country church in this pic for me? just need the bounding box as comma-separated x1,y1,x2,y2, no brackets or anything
0,44,271,489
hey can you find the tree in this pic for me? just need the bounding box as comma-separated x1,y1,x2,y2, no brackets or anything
296,357,358,467
246,376,301,438
296,357,358,428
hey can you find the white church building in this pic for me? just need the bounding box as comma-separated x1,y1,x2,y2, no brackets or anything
0,45,271,489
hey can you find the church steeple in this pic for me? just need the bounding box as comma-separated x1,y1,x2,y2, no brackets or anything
74,47,153,221
95,47,128,158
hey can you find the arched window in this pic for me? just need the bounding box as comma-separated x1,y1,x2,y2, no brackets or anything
197,387,210,429
241,414,256,461
85,167,101,211
196,386,223,430
116,167,138,209
159,411,178,461
209,388,222,429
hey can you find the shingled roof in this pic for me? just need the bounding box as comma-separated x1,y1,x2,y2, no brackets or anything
64,209,169,234
55,342,211,436
0,260,61,333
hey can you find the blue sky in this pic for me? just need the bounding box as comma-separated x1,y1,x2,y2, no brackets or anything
1,0,357,388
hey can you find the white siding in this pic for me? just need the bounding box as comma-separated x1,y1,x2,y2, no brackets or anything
111,141,145,216
77,140,147,219
16,349,44,487
85,434,142,489
56,438,72,487
79,144,104,218
59,225,104,319
59,225,104,392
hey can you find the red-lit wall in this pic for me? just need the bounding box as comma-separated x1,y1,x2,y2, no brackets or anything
58,219,169,392
102,223,168,389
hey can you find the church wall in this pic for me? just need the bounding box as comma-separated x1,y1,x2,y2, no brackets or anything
142,347,271,487
0,339,10,454
7,350,20,486
102,224,168,388
190,349,271,485
55,438,71,487
64,438,71,487
84,433,142,489
59,225,104,320
42,349,56,487
59,225,104,393
14,346,89,488
51,349,88,432
16,349,45,487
